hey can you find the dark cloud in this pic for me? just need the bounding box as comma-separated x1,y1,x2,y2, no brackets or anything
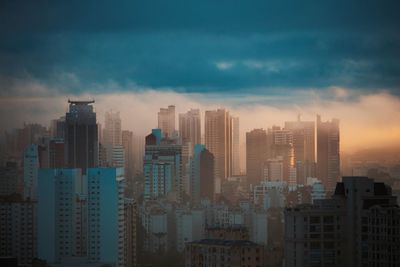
0,1,399,95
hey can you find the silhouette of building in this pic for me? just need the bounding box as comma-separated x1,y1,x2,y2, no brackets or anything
158,105,176,138
316,115,340,192
285,176,400,267
64,100,98,173
189,144,215,203
246,129,268,186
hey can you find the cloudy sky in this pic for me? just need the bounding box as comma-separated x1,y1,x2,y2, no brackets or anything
1,0,400,155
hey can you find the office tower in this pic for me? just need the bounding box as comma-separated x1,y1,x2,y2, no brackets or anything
103,110,122,146
316,115,340,192
23,144,39,200
246,129,268,186
285,117,315,184
158,105,175,138
204,109,233,192
179,109,201,146
0,162,22,197
269,126,294,183
0,196,37,267
124,198,137,267
185,240,264,267
38,169,86,262
65,100,98,172
122,131,134,185
38,167,126,266
102,110,125,168
189,144,215,203
285,177,400,267
232,116,240,175
86,168,125,266
143,129,182,200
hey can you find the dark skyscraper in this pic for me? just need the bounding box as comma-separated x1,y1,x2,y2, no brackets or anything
246,129,268,186
316,115,340,192
65,100,98,172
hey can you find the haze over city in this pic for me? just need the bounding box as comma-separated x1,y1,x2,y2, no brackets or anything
1,1,400,267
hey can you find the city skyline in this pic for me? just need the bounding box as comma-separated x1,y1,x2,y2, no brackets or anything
1,1,400,267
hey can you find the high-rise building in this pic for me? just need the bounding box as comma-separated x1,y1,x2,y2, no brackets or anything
0,196,37,267
143,129,182,200
0,162,22,197
189,144,215,203
205,109,233,192
285,177,400,267
86,168,125,266
132,134,145,176
158,105,175,138
284,117,315,184
246,129,268,186
64,100,98,172
122,130,134,183
102,111,125,168
103,110,122,146
23,144,39,200
232,117,240,175
38,168,86,262
179,109,201,147
38,167,126,266
124,198,137,267
316,115,340,192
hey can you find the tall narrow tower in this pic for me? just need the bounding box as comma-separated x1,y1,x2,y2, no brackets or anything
316,115,340,192
65,100,98,173
205,109,233,192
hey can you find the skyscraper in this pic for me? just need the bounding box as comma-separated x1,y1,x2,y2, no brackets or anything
316,115,340,192
64,100,98,172
205,109,233,192
158,105,175,138
246,129,268,186
122,130,134,181
103,110,122,146
284,117,315,184
232,116,240,175
103,110,124,168
189,144,215,203
179,108,201,147
23,144,39,200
